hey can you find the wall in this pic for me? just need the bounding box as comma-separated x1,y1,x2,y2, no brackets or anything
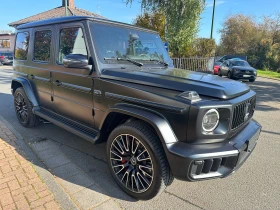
0,34,15,53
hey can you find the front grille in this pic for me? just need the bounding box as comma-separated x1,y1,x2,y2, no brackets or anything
231,96,256,130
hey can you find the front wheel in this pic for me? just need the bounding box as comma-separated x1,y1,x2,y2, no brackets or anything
218,69,222,77
249,79,255,82
107,121,173,200
227,71,232,79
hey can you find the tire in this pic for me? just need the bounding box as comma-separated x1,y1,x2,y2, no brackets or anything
107,121,173,200
249,79,255,82
218,69,222,77
227,71,232,79
14,88,39,128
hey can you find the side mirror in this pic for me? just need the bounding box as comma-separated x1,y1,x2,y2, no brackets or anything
63,54,91,70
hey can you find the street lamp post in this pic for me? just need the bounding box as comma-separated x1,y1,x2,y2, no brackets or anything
65,0,68,16
210,0,216,39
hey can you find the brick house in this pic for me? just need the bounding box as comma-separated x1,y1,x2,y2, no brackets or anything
8,0,105,28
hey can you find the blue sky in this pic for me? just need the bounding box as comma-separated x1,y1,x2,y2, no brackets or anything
0,0,279,42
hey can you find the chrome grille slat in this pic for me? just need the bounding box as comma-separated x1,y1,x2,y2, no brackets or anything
231,96,256,130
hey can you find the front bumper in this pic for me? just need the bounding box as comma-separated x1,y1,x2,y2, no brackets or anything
165,119,261,181
232,71,256,80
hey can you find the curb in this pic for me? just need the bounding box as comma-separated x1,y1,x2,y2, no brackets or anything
0,114,79,210
258,76,280,82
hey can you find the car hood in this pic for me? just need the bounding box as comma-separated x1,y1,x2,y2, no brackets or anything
233,66,255,71
101,68,250,100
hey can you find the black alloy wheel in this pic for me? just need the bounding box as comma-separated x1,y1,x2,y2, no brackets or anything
110,134,154,193
107,121,173,200
14,88,39,128
15,91,29,124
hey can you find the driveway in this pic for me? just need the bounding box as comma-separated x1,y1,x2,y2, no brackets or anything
0,67,279,210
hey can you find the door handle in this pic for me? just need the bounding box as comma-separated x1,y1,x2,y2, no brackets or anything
53,80,62,86
94,90,101,96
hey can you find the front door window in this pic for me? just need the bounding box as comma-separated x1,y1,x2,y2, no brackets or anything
58,27,88,64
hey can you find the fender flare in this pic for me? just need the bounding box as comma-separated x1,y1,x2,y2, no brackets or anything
11,77,39,107
100,103,178,145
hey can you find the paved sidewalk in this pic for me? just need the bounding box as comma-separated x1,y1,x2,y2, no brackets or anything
31,140,121,210
0,121,61,210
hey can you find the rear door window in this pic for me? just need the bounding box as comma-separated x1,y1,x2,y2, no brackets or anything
34,30,52,62
14,32,30,60
58,27,87,64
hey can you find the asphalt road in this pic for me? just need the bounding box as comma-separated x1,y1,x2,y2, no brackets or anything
0,67,279,210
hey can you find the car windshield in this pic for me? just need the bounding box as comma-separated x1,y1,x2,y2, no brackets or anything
89,22,171,66
232,60,250,67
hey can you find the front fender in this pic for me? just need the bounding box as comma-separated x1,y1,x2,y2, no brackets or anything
100,103,178,145
11,77,39,107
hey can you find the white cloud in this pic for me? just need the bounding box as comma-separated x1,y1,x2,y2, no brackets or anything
206,0,226,8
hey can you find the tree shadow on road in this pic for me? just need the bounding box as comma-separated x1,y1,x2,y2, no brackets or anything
0,72,13,86
0,91,138,205
245,79,280,112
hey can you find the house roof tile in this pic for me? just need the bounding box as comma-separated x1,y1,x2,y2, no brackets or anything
8,6,105,27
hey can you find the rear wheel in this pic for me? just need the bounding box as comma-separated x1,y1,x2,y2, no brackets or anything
107,121,173,200
227,71,232,79
249,79,255,82
14,88,39,128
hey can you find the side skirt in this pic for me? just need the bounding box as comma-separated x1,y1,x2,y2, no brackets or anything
34,107,100,144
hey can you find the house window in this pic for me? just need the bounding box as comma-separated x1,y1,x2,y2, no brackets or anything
0,39,10,48
34,30,52,62
15,32,30,60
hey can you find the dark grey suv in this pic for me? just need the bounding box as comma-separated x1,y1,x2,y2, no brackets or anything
11,16,261,200
219,59,257,82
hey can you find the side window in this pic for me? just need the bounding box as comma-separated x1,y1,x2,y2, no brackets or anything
58,27,87,64
34,30,52,62
14,32,30,60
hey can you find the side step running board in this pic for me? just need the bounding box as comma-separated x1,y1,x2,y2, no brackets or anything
34,108,100,144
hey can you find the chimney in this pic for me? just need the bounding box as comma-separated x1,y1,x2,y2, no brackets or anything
62,0,75,9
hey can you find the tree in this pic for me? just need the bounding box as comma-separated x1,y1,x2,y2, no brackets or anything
133,11,165,40
191,38,216,57
218,13,280,71
127,0,205,57
219,14,258,55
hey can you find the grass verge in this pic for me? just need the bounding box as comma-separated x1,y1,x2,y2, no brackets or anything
257,70,280,80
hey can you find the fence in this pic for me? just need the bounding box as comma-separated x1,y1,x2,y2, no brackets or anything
172,57,215,73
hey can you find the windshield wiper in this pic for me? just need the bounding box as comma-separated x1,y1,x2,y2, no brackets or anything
104,57,143,67
149,59,169,67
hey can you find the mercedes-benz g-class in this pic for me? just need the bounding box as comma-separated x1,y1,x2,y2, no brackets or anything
11,16,261,200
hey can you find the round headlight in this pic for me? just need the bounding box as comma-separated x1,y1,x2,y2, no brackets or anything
202,109,219,132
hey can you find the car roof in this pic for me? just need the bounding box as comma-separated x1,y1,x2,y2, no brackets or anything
16,16,157,34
